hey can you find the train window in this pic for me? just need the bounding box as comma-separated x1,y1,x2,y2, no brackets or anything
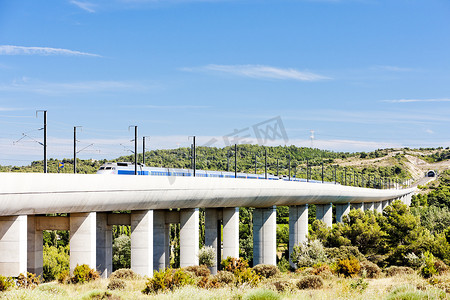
99,167,105,170
106,167,112,170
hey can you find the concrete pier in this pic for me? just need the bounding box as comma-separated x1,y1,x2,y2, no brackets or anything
27,215,43,276
96,212,112,278
70,212,96,274
316,203,332,227
223,207,239,260
364,202,374,211
336,203,351,223
289,205,308,267
253,206,276,266
0,215,27,276
352,202,364,211
205,208,221,274
153,210,170,272
180,208,199,268
374,201,383,213
131,210,153,277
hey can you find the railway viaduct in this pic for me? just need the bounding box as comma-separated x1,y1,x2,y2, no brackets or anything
0,172,415,277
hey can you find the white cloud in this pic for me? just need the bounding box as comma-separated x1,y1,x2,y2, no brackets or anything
183,64,330,81
425,129,434,134
0,78,154,95
0,45,100,57
382,98,450,103
70,0,97,12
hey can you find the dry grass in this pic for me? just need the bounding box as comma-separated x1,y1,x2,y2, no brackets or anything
0,272,448,300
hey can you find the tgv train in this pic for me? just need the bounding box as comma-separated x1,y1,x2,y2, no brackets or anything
96,162,319,182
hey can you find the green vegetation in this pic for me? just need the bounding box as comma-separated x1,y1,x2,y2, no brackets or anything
307,201,450,267
198,246,216,267
71,264,100,284
43,244,69,282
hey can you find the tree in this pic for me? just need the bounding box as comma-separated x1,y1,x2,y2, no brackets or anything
112,234,131,270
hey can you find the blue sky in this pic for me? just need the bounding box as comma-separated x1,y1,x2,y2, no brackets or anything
1,0,450,165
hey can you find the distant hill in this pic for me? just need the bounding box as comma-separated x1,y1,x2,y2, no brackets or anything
2,146,450,186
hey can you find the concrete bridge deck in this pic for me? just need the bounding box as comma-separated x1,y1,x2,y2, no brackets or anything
0,172,416,278
0,173,415,216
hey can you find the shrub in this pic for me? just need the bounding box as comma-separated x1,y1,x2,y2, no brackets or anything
405,252,422,269
252,264,279,278
325,246,365,263
385,266,415,277
57,270,70,284
185,265,211,277
214,271,235,285
17,272,41,289
420,252,437,278
142,268,193,294
297,275,324,290
366,254,388,268
221,257,249,273
109,268,140,280
198,246,216,267
71,264,100,283
196,275,221,289
335,258,361,278
312,264,333,279
221,257,260,286
235,267,260,286
82,290,118,300
291,240,328,268
350,278,368,292
360,260,382,279
107,278,126,290
273,280,294,292
0,275,14,292
277,256,290,273
433,260,449,275
43,244,70,282
243,289,280,300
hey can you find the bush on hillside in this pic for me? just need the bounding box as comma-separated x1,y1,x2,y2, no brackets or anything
17,272,41,289
214,271,235,285
198,246,216,267
297,275,324,290
360,260,382,278
142,268,193,294
252,264,279,278
384,266,415,277
109,268,140,280
71,264,99,283
335,258,361,278
0,275,14,291
185,265,210,277
107,278,126,290
291,240,328,268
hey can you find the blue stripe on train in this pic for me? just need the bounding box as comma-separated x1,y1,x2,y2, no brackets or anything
117,170,150,175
